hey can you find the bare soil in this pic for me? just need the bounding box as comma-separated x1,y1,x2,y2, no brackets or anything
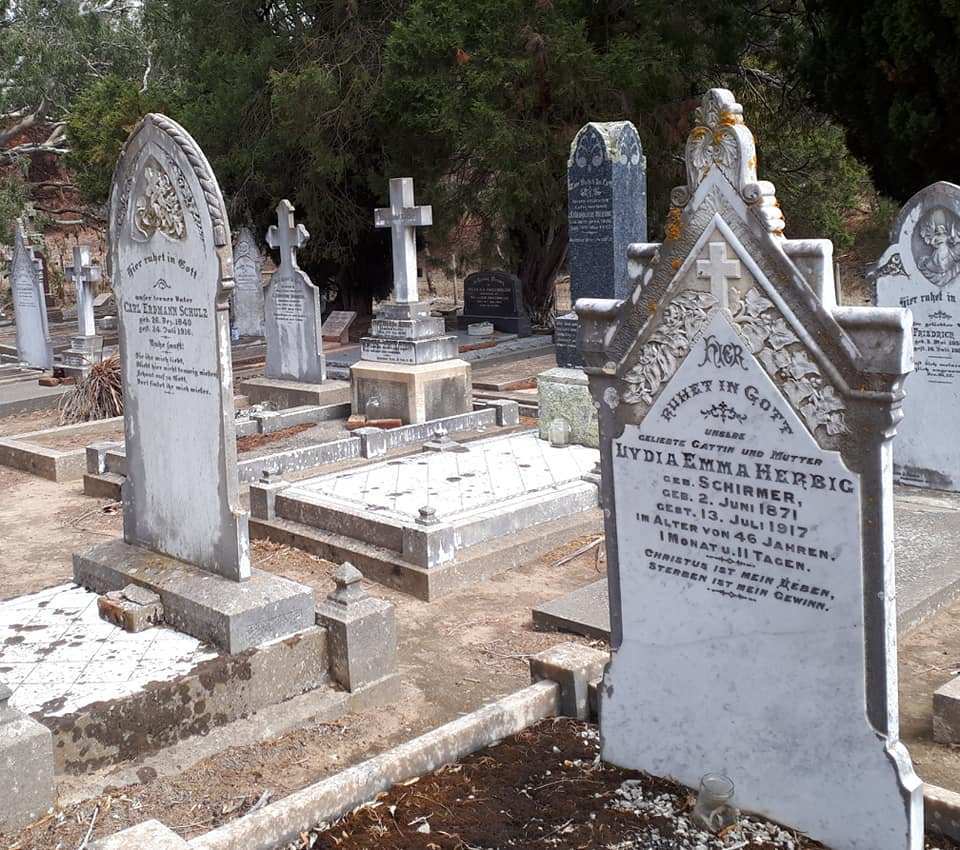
30,422,123,451
236,422,317,453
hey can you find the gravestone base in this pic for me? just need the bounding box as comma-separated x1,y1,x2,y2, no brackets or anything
73,539,314,654
60,334,104,381
240,376,351,410
350,358,472,424
537,367,598,448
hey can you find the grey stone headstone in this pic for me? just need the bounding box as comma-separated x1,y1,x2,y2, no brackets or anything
875,181,960,490
459,271,530,336
230,226,265,337
321,309,357,344
9,219,52,369
577,88,921,849
263,200,325,383
109,113,250,582
65,244,101,338
560,121,646,368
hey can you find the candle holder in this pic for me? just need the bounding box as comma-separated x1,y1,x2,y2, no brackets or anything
548,418,571,447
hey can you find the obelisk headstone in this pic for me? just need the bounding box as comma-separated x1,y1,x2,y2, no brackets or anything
875,181,960,490
350,178,471,424
62,245,104,378
73,114,314,655
230,226,265,338
578,89,921,850
9,219,52,369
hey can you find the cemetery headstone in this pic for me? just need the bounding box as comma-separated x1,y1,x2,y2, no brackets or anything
74,113,313,654
556,121,646,368
230,226,266,338
263,200,325,383
351,178,471,423
106,113,250,581
874,180,960,490
62,245,104,378
321,309,357,345
577,89,922,849
459,270,530,336
9,219,52,369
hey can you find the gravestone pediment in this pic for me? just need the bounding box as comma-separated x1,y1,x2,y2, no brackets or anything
578,89,921,850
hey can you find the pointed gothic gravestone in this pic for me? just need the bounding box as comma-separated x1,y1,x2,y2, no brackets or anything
73,114,313,653
578,90,922,849
264,200,324,383
874,181,960,490
230,226,265,338
9,220,52,369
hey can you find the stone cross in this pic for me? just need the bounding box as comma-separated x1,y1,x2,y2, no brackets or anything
65,245,101,337
696,241,741,307
374,178,432,304
266,199,309,276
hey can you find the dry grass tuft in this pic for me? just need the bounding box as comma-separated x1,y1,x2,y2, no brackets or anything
59,353,123,424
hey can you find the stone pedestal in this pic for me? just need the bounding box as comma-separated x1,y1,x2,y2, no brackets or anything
74,539,314,654
61,333,104,380
351,359,471,424
0,684,54,833
351,301,472,424
240,376,351,410
537,367,598,448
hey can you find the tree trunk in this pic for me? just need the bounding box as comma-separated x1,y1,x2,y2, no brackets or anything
513,221,568,329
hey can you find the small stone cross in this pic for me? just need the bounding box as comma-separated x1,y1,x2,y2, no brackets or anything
65,245,101,337
697,241,741,308
266,199,309,276
374,178,432,304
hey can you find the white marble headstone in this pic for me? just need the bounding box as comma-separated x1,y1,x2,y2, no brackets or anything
230,226,265,337
9,219,52,369
875,181,960,490
263,200,325,383
109,113,250,581
577,89,922,850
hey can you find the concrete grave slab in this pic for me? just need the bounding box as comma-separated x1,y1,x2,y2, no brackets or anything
532,578,610,641
251,429,601,598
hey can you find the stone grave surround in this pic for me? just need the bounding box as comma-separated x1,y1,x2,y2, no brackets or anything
9,218,53,370
458,270,531,336
578,89,922,849
875,181,960,491
74,113,313,654
351,177,472,424
230,225,266,337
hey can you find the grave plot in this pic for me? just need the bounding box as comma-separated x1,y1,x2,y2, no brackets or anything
250,429,602,599
0,416,124,481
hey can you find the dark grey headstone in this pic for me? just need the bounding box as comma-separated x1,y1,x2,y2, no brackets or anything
532,579,610,641
459,271,530,336
553,312,581,368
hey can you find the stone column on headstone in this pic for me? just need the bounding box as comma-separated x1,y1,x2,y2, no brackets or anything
873,180,960,490
577,88,922,850
73,113,313,655
350,178,472,424
61,245,105,379
9,219,53,370
230,226,266,338
540,121,646,447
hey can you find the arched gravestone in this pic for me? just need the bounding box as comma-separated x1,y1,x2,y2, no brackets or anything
577,90,922,849
875,181,960,490
108,114,250,581
230,226,265,337
9,219,52,369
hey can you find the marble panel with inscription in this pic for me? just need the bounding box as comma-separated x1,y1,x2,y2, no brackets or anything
578,89,921,850
109,114,250,581
9,219,52,369
875,181,960,490
231,226,265,337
